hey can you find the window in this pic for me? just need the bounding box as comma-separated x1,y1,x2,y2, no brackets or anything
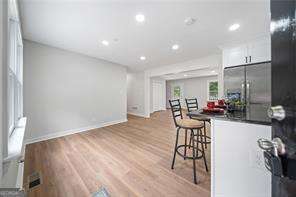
208,80,218,101
8,17,23,136
173,86,181,98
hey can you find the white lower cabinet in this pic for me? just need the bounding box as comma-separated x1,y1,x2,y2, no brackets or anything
211,119,272,197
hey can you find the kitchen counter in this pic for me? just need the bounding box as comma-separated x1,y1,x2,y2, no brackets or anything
187,109,271,126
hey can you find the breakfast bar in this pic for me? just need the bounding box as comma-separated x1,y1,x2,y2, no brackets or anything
187,106,272,197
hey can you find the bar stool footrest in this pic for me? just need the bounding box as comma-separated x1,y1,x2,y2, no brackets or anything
175,144,204,160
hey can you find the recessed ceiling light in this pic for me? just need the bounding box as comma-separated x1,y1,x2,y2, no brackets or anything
135,14,145,23
102,40,109,46
140,56,146,60
229,23,240,31
184,74,188,77
211,70,216,73
172,44,179,50
184,17,196,26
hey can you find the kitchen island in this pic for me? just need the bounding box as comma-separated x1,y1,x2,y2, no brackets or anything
188,111,272,197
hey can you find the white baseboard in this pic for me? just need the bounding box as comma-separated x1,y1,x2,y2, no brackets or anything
127,111,147,118
25,118,127,145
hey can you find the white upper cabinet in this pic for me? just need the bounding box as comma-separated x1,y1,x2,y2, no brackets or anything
248,37,271,64
223,36,271,68
223,45,248,68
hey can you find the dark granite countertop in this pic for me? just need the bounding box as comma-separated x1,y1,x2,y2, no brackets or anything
187,110,271,126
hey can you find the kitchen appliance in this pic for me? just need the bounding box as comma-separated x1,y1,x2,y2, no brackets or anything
224,62,271,123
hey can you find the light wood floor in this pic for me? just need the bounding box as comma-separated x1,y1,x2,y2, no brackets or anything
24,110,211,197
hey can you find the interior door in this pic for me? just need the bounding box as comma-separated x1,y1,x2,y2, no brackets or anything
270,1,296,196
152,82,160,112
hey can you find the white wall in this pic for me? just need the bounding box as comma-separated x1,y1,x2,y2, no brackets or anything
24,40,127,143
127,72,145,117
166,75,218,108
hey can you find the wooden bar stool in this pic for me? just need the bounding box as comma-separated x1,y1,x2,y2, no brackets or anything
185,98,211,149
169,99,208,184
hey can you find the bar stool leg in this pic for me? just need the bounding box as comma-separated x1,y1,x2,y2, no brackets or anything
171,127,180,169
196,129,199,158
188,131,193,149
199,128,209,172
204,121,207,149
191,129,197,184
184,129,187,160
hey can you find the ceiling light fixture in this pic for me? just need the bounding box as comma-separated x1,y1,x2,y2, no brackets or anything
172,44,179,50
102,40,109,46
184,74,188,77
135,14,145,23
140,56,146,60
229,23,240,31
184,17,196,26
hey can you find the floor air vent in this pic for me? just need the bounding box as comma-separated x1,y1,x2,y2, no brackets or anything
92,187,110,197
27,172,42,190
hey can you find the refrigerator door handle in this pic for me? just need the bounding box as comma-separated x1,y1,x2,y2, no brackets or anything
241,82,245,104
246,82,250,107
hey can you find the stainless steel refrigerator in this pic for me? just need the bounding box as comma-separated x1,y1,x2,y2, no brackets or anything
224,62,271,123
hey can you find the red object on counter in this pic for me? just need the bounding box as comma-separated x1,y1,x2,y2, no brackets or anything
203,107,224,114
215,99,227,109
218,99,225,106
207,101,215,109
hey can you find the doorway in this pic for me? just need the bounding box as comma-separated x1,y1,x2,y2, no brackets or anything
152,82,165,112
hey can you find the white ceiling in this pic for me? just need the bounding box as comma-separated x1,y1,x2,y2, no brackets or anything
20,0,270,71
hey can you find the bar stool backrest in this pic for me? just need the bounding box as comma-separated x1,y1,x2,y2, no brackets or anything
169,99,183,127
185,98,198,112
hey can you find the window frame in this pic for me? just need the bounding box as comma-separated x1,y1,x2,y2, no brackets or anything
207,80,219,101
173,86,181,98
8,16,23,137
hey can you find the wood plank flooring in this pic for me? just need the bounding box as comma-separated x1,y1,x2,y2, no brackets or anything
24,110,211,197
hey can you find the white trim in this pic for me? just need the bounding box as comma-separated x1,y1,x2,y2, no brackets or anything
25,118,127,145
127,111,147,118
211,118,215,197
4,117,27,163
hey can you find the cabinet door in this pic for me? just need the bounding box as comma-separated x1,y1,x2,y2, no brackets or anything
248,37,271,64
223,45,248,68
